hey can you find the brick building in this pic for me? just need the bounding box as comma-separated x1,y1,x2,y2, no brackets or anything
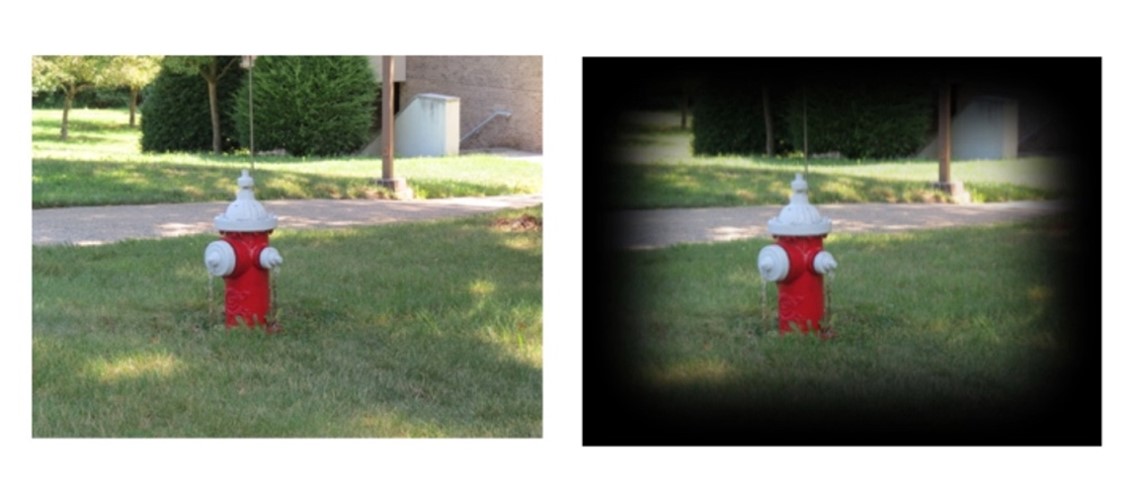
366,56,542,155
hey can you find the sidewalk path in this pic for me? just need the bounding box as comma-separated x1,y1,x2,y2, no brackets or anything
33,195,543,246
613,200,1070,249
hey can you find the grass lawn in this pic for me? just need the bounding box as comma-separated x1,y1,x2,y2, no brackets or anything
32,109,542,208
601,213,1091,441
607,121,1070,209
33,207,542,437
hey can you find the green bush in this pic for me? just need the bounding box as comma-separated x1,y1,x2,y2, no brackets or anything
783,82,934,159
140,58,242,153
693,80,774,156
234,56,377,157
691,79,933,159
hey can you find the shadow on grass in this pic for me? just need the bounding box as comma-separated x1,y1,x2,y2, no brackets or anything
32,118,136,148
32,208,543,437
34,157,539,208
32,158,392,208
609,162,1057,209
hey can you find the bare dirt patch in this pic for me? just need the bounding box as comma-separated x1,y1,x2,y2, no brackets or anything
492,214,542,232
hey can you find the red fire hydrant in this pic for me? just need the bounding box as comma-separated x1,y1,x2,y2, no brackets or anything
757,173,837,336
204,170,283,331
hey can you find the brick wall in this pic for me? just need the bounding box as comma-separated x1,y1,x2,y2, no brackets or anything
399,56,542,153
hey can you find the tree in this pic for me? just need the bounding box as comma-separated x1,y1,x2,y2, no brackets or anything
31,56,112,139
162,56,240,154
140,66,242,153
105,56,163,127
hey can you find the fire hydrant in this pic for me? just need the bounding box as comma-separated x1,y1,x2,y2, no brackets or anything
204,170,283,330
757,173,837,336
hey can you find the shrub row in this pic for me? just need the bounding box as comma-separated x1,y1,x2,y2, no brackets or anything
33,87,135,110
691,80,793,156
693,80,933,159
142,56,377,157
140,57,243,153
233,56,376,157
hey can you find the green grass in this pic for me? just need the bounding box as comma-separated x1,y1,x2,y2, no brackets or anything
33,207,542,437
609,124,1070,209
612,215,1075,417
32,109,542,208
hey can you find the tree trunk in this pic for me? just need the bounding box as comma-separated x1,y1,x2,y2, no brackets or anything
129,87,139,127
762,85,773,156
680,90,688,130
207,79,221,154
61,88,73,140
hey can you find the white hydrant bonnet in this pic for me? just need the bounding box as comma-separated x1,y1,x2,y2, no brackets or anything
214,169,278,232
767,173,832,236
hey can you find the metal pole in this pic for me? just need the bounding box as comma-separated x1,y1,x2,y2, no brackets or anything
382,56,395,181
248,58,255,172
802,87,809,177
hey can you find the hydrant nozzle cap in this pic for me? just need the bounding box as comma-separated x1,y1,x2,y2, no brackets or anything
767,173,832,236
214,169,279,232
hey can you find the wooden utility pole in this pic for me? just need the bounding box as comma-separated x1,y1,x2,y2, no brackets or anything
934,81,969,202
382,55,395,182
938,82,952,183
375,56,411,198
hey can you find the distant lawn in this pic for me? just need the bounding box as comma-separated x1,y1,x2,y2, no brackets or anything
32,109,542,208
608,125,1069,209
33,207,542,437
604,214,1089,440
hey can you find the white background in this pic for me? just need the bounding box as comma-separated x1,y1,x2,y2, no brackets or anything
3,1,1131,490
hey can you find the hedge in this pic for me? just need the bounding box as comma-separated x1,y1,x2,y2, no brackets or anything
783,81,933,159
692,80,791,156
234,56,376,157
140,57,243,153
692,79,933,159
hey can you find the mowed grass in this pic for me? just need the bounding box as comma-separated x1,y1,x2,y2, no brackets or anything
32,109,542,208
611,215,1077,420
607,120,1069,209
33,207,542,437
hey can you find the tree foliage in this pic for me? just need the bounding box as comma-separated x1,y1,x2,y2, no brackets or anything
32,56,113,139
105,56,163,127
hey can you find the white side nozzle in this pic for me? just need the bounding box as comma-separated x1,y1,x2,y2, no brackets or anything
204,241,236,277
813,251,838,275
259,247,283,269
757,245,789,282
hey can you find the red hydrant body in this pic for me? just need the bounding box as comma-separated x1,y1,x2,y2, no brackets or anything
218,231,273,327
770,235,828,334
204,170,283,331
758,174,837,336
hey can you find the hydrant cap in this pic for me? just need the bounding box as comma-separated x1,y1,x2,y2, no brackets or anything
214,170,279,232
767,173,832,236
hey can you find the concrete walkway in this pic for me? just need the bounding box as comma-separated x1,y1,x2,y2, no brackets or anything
34,195,1068,249
33,195,543,246
613,200,1070,249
